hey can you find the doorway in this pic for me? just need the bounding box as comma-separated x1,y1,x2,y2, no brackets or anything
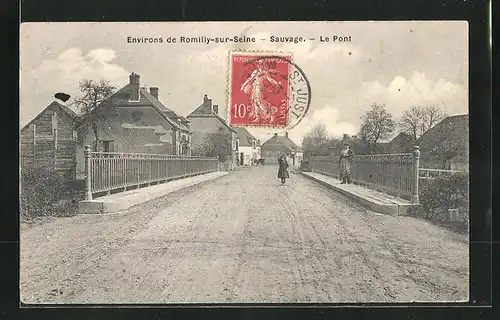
240,153,244,165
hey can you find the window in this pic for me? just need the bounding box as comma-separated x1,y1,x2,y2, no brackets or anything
252,140,256,149
101,141,114,153
72,130,78,142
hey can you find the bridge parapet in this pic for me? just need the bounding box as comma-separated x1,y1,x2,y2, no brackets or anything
310,146,420,203
84,145,219,200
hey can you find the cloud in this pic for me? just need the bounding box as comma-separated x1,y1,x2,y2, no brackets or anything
358,71,467,117
32,47,129,87
21,48,129,126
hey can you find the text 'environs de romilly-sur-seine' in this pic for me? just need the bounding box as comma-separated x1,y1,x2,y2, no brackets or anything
126,35,352,45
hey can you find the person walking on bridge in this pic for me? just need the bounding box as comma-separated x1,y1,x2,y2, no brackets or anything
339,143,354,184
277,153,290,184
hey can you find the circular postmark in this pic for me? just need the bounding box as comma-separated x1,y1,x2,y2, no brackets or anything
242,54,311,133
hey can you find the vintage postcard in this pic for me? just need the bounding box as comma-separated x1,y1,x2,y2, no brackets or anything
20,21,469,304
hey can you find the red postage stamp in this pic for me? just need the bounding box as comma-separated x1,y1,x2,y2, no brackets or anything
229,52,292,127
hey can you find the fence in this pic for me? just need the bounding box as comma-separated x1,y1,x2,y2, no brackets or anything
84,145,219,200
310,146,420,203
419,168,465,179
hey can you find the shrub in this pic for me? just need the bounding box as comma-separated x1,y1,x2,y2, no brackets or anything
20,166,73,219
419,172,469,223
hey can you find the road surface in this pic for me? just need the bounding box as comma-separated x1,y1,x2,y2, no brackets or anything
20,165,469,303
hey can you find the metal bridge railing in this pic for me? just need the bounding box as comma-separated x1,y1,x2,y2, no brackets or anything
310,146,420,203
84,145,219,200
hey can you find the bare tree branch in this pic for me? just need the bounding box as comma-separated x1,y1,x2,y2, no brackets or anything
359,103,395,153
72,79,116,151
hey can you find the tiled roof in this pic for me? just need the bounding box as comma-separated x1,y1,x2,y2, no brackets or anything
187,104,236,133
140,89,190,131
261,134,301,152
21,101,80,131
105,83,189,132
417,114,469,160
233,127,258,147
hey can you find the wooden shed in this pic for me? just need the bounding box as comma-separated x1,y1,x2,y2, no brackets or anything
20,101,80,179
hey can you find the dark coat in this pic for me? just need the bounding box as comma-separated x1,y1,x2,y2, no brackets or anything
277,157,290,179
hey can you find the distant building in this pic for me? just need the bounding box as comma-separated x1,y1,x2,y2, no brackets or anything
376,132,414,154
187,94,237,170
233,127,260,165
20,101,80,179
417,114,469,170
261,132,303,166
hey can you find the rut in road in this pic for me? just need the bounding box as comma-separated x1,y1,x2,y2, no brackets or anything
20,165,469,304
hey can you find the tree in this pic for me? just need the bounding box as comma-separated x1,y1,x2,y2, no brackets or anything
399,105,425,142
399,105,448,142
73,79,116,151
192,127,231,161
302,124,338,156
422,105,447,133
359,103,395,153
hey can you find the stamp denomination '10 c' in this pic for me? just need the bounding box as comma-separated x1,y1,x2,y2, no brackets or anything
229,52,292,128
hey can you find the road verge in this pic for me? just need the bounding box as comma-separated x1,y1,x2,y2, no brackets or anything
79,172,228,214
300,171,416,216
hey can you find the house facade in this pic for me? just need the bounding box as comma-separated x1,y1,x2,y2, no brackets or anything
20,101,80,179
417,114,469,171
187,95,237,170
233,127,260,165
261,132,303,166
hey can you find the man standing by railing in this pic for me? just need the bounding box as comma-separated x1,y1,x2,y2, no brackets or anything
339,143,354,184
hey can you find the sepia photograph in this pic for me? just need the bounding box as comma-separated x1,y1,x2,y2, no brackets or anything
19,21,469,304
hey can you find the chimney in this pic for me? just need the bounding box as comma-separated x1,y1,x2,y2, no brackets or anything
285,132,289,138
203,94,212,113
212,104,219,115
149,87,159,100
274,133,278,137
129,72,140,102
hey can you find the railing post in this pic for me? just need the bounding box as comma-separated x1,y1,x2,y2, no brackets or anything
411,145,420,204
84,145,92,201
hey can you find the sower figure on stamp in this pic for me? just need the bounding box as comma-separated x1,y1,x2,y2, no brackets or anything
240,60,283,123
339,143,354,184
277,153,290,184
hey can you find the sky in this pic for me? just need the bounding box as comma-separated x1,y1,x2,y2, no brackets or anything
20,21,468,145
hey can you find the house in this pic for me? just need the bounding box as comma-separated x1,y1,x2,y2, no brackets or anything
417,114,469,170
261,132,303,166
376,132,414,154
233,127,261,165
20,101,80,179
79,72,190,153
74,73,192,178
187,94,237,170
387,132,414,153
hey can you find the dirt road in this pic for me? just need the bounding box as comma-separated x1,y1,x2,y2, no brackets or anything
20,165,469,304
